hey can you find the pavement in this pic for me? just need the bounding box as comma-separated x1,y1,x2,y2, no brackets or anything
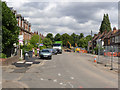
84,53,119,71
2,51,118,88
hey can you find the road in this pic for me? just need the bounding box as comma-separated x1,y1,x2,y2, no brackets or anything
2,51,118,88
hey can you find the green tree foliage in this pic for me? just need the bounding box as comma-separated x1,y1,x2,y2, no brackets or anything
46,33,54,42
100,14,111,33
30,35,42,48
78,35,92,49
61,33,71,46
78,38,86,48
2,2,19,56
43,38,52,48
54,33,61,41
70,33,79,47
79,33,84,39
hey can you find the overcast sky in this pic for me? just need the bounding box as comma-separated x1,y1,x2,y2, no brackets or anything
3,0,118,36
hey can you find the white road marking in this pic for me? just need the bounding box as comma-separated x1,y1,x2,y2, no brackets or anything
59,83,63,85
53,79,57,82
68,82,74,88
58,73,61,76
40,78,44,80
70,77,74,80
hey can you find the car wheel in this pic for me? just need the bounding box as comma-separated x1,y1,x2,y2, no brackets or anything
49,56,52,60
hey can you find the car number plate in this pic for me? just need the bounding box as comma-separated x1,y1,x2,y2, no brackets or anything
44,55,48,57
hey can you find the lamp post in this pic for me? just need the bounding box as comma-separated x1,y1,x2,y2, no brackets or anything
39,31,40,48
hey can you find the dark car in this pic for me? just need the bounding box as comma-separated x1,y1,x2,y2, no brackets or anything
39,49,52,59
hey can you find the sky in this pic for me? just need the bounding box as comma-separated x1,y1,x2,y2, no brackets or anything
2,0,119,36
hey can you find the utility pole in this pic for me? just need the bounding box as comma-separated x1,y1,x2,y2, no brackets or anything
91,30,93,53
39,31,40,48
91,30,93,37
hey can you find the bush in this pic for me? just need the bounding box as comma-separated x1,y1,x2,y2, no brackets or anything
22,43,33,55
40,45,46,50
0,53,7,58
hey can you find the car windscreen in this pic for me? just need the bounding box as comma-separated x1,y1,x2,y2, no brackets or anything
42,50,50,53
53,44,61,46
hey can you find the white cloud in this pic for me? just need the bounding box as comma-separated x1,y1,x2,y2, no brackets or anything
3,1,118,36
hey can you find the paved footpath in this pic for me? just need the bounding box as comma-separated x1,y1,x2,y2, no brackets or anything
84,53,119,71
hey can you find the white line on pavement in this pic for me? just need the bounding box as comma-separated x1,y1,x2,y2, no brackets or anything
40,78,44,80
58,73,61,76
53,79,57,82
70,77,74,80
68,82,74,88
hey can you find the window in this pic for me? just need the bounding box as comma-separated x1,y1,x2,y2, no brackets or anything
112,37,115,43
115,36,118,43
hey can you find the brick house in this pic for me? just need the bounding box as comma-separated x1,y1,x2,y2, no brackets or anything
103,27,117,47
16,14,32,41
110,29,120,49
91,32,101,49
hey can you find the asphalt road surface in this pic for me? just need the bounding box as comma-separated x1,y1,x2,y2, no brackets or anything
2,51,118,88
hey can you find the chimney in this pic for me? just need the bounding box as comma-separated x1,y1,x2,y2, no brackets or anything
113,27,117,33
94,34,97,37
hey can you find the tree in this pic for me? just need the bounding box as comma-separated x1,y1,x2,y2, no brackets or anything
54,33,61,41
79,33,84,39
78,35,92,49
70,33,79,47
2,2,19,57
78,38,87,48
100,14,111,33
43,38,52,48
86,35,92,41
30,35,42,48
70,33,76,46
61,33,70,46
46,33,54,42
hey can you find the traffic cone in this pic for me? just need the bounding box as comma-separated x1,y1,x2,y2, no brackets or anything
94,56,96,62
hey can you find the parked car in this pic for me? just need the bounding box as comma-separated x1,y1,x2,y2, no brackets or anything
52,49,57,55
47,48,58,55
39,49,52,59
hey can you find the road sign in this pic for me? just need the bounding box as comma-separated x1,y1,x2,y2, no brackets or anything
18,35,23,45
19,35,23,40
39,43,43,46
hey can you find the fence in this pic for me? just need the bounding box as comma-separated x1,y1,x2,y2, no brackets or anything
97,45,119,70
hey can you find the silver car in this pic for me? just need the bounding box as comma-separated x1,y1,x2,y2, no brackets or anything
39,49,52,59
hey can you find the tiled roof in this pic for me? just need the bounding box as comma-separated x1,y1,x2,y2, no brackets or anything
92,33,101,41
110,30,120,37
101,30,112,40
97,32,105,40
